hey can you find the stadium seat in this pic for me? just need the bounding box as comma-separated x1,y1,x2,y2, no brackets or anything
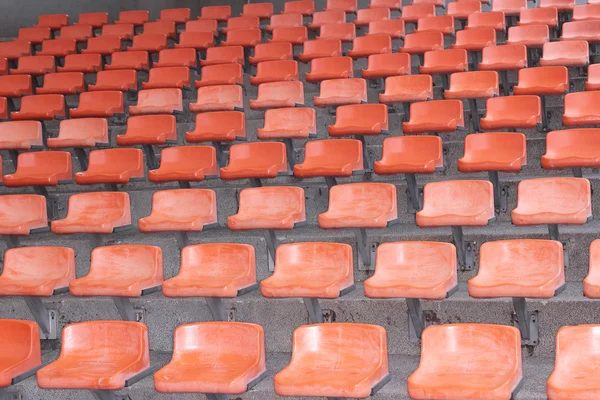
10,94,65,121
251,60,299,85
196,63,243,88
155,322,266,394
375,135,443,174
479,44,527,95
267,13,304,33
587,64,600,90
0,319,41,387
314,78,367,107
199,5,232,22
250,81,304,109
175,31,214,51
57,53,102,73
452,27,497,63
458,132,527,173
186,111,246,143
116,115,176,168
563,91,600,126
413,0,447,8
308,10,346,30
585,241,600,297
18,27,51,45
408,324,522,399
36,321,151,396
542,128,600,176
467,10,506,30
379,74,434,117
4,151,72,188
88,69,137,92
223,28,262,48
248,42,294,65
354,7,390,27
10,55,54,76
0,97,6,120
101,23,135,40
153,48,198,69
242,2,274,19
444,71,499,130
115,10,150,27
59,25,93,42
540,0,574,11
148,146,218,185
284,0,316,15
348,34,392,58
370,0,401,10
562,20,600,43
129,34,168,53
0,58,8,75
220,142,289,185
419,49,468,88
402,100,464,134
159,8,191,24
36,14,67,31
329,103,389,137
480,95,542,130
36,72,84,95
0,75,32,97
69,91,124,119
257,107,317,139
298,39,342,62
81,36,122,55
37,38,77,58
573,4,600,21
270,26,308,45
294,139,364,184
325,0,358,13
202,46,244,66
185,19,219,37
47,118,109,150
493,0,527,16
129,88,183,115
305,56,352,82
318,22,356,42
416,15,455,36
77,12,109,28
448,1,481,20
401,4,436,24
274,324,390,398
367,19,405,38
143,21,177,38
0,194,48,237
519,7,559,29
0,40,31,60
507,24,550,52
142,66,190,90
361,52,411,79
540,40,589,66
223,16,260,34
401,31,444,62
190,85,244,112
74,148,144,186
105,50,149,71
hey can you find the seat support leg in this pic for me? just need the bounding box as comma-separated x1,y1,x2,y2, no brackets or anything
500,70,510,96
407,298,425,342
405,173,422,211
178,180,191,188
468,98,480,132
249,178,262,187
205,297,227,321
488,171,507,213
265,229,278,272
174,231,189,250
112,297,137,321
470,51,479,71
142,144,158,170
540,95,548,131
303,298,324,324
548,224,560,241
24,297,57,339
451,226,474,271
354,228,375,269
282,138,296,169
90,390,126,400
0,388,9,400
512,297,539,345
402,102,411,122
73,148,89,171
6,236,20,249
572,167,583,178
324,176,337,189
357,135,371,172
212,141,227,167
33,186,58,221
441,74,449,91
206,394,228,400
8,150,19,169
91,234,104,248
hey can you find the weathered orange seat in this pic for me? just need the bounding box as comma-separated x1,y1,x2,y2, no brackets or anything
223,29,262,48
586,63,600,91
444,71,499,100
74,149,144,185
0,40,31,61
269,26,308,46
453,27,496,52
314,78,367,107
175,31,214,51
329,103,388,136
480,95,542,130
573,4,600,22
88,70,137,92
257,107,316,139
248,43,294,66
190,85,244,112
374,135,443,174
142,66,190,90
407,324,522,399
563,91,600,126
416,180,495,227
129,88,183,115
60,25,93,43
0,75,32,98
540,40,589,66
18,27,51,44
513,66,569,95
195,63,243,88
116,10,150,26
458,132,527,172
469,239,565,298
448,0,481,19
361,52,411,79
101,23,135,40
155,322,266,394
420,48,468,75
186,111,245,142
403,100,464,133
223,16,260,35
261,242,354,298
267,13,304,33
542,128,600,170
138,189,217,233
10,94,65,121
274,324,389,398
561,20,600,43
81,36,122,55
51,192,131,234
116,115,177,145
298,39,342,62
318,23,356,42
0,194,48,235
36,72,84,95
319,183,397,229
228,186,306,230
540,0,574,11
364,241,457,299
585,240,600,298
307,10,346,30
129,34,168,53
306,56,353,82
199,5,232,22
10,55,55,76
250,81,304,110
508,25,550,49
149,146,218,183
284,0,315,15
401,4,436,23
348,34,392,58
221,142,288,180
4,152,72,187
69,91,124,119
354,7,390,27
416,15,455,35
242,2,274,19
326,0,358,13
413,0,447,7
77,12,109,28
58,54,103,73
379,74,433,104
0,319,41,388
36,321,150,390
519,7,559,28
36,14,68,30
160,7,191,24
294,139,364,177
151,49,196,69
401,31,444,55
37,38,77,58
479,44,528,70
370,0,401,9
493,0,527,15
251,60,299,85
367,19,405,39
48,119,109,149
0,58,8,75
162,244,256,298
201,46,244,68
185,19,219,36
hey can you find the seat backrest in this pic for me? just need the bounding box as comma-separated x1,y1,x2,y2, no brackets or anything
160,7,191,22
52,118,108,147
0,40,31,60
260,107,316,137
519,7,558,25
275,242,353,276
37,14,69,29
356,7,390,23
257,81,304,102
271,26,309,43
102,23,134,39
326,0,358,12
125,115,177,140
180,243,256,282
227,15,261,31
192,111,246,141
0,319,41,370
186,19,218,34
117,10,150,25
3,246,75,285
401,3,436,21
60,25,93,41
135,88,183,111
89,244,163,281
200,5,232,21
238,186,305,217
77,12,109,27
562,20,600,40
467,10,505,29
151,189,217,220
542,40,589,63
269,13,304,30
242,2,274,18
417,15,455,34
312,10,346,26
284,0,315,14
65,192,131,221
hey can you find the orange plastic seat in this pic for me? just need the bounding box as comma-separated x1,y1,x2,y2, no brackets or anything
480,95,542,130
479,44,528,70
407,324,522,399
402,100,464,133
444,71,499,99
251,60,299,85
267,13,304,33
540,0,574,11
519,7,559,28
513,66,569,95
154,48,197,69
199,5,232,22
142,66,190,90
0,98,6,120
227,186,306,230
18,27,51,45
160,8,191,24
223,28,262,48
326,0,358,13
0,319,41,387
129,34,168,53
0,40,31,61
138,189,217,233
361,52,411,79
36,321,150,390
104,51,149,71
0,58,7,76
306,56,353,82
420,48,468,74
401,4,436,24
413,0,447,8
448,0,482,19
185,111,246,143
458,132,527,172
201,46,244,66
155,322,266,394
355,8,390,27
467,11,506,30
248,42,294,65
368,19,405,38
540,40,589,66
270,26,308,45
149,146,218,183
242,3,274,19
563,91,600,126
0,75,32,97
257,107,317,139
585,240,600,297
88,70,137,92
512,177,592,226
261,242,354,298
190,85,244,112
370,0,401,9
364,241,457,299
401,31,444,55
308,10,346,30
69,91,124,119
196,63,243,88
274,324,389,398
81,36,122,55
10,94,65,121
493,0,527,16
294,139,363,177
0,194,48,235
101,23,135,40
348,34,392,58
573,4,600,21
47,118,109,149
185,19,219,36
314,78,367,107
51,192,131,234
36,14,69,30
10,55,55,76
507,25,550,48
379,74,433,104
4,152,72,187
298,39,342,62
416,180,494,227
375,136,443,174
223,16,260,34
175,32,214,51
329,104,388,136
129,88,183,115
318,23,356,42
416,15,455,35
587,63,600,90
58,53,103,73
453,27,496,52
250,81,305,109
542,128,600,170
37,38,77,58
74,149,144,185
221,142,288,180
469,239,564,298
36,72,84,95
77,12,109,28
562,20,600,43
116,10,150,26
284,0,315,15
116,115,177,145
59,25,93,42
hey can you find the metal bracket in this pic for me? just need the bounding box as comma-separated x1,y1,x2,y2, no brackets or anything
174,231,190,250
322,309,336,322
499,70,510,96
572,167,583,178
540,95,549,131
212,141,227,167
282,138,296,169
451,226,475,271
488,171,508,213
249,178,262,187
303,298,324,324
548,224,560,241
33,186,59,221
324,176,338,189
355,228,376,270
24,297,58,339
407,298,425,342
91,234,104,249
90,390,130,400
265,229,278,271
356,135,372,172
73,147,89,170
6,236,21,249
112,297,145,322
511,297,539,346
402,102,411,122
142,145,158,170
205,297,227,321
405,173,422,212
468,98,480,132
